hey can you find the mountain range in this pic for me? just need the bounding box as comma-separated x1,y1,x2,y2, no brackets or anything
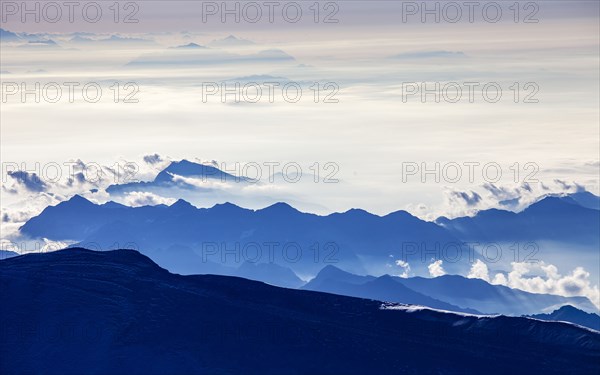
303,265,598,316
20,194,469,277
2,248,598,375
19,157,600,279
303,265,481,314
12,159,600,320
437,195,600,247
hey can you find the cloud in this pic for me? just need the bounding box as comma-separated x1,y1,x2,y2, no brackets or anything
2,159,146,199
2,209,36,223
143,153,164,165
467,259,490,282
0,192,64,240
482,182,524,202
428,260,445,277
492,272,508,285
40,238,69,252
126,47,295,67
491,261,600,309
5,171,48,193
553,179,585,193
122,192,177,207
441,188,484,217
439,179,595,217
449,190,482,206
395,259,411,278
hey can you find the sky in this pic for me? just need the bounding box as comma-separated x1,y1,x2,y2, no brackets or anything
1,1,598,216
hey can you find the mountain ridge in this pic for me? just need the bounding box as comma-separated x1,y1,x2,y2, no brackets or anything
20,194,467,276
305,265,598,316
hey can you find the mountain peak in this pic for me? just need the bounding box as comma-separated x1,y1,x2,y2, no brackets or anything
525,196,586,214
101,201,127,209
344,208,375,216
556,305,582,313
260,202,299,214
173,42,206,49
167,159,195,168
527,304,600,331
310,265,372,285
317,264,347,277
383,210,415,220
64,194,94,207
158,159,235,181
170,199,196,210
211,202,244,212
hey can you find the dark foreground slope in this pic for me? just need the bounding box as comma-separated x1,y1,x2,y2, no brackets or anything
1,249,599,375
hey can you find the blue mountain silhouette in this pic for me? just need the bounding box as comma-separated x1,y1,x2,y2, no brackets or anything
437,195,600,246
526,305,600,331
106,159,250,194
303,265,481,314
399,274,598,315
563,191,600,210
306,265,598,316
236,261,305,288
20,195,468,277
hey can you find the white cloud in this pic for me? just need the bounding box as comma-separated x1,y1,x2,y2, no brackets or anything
395,259,411,278
169,173,236,190
492,273,508,285
436,179,598,220
40,238,69,252
0,192,64,239
467,259,490,282
491,261,600,309
428,259,445,277
123,191,177,207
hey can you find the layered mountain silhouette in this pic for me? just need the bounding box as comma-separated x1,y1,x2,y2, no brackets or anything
563,191,600,210
106,159,251,194
398,273,598,315
437,195,600,246
2,248,599,375
305,265,598,316
303,265,481,314
526,305,600,331
20,195,469,277
235,261,305,288
15,161,600,319
19,180,600,288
